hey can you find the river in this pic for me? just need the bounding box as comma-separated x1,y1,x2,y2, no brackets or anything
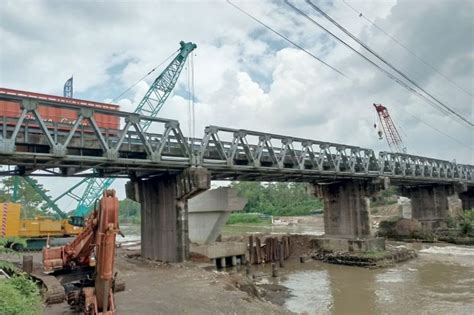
121,222,474,314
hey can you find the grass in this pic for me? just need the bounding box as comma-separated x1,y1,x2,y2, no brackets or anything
226,213,272,225
0,275,42,315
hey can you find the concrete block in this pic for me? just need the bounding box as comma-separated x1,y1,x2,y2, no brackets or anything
190,242,247,260
188,187,247,244
397,197,412,219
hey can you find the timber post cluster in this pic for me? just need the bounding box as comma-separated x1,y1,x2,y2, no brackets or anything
248,235,291,265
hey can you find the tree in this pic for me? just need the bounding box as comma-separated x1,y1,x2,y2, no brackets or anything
231,181,323,216
119,198,141,223
0,177,47,219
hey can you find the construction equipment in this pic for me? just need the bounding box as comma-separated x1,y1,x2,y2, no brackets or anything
0,86,123,248
1,176,84,250
40,189,123,314
70,40,197,217
373,103,406,153
1,202,83,250
1,41,196,245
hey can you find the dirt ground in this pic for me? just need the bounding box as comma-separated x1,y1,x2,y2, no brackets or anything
39,248,291,315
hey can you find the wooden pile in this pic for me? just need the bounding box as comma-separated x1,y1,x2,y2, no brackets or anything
248,235,291,265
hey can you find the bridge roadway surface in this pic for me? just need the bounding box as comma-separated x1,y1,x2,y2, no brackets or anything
0,90,472,185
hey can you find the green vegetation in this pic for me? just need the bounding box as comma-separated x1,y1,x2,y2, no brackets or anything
119,198,141,224
0,177,47,219
226,213,271,225
0,238,42,315
371,186,398,207
0,237,26,271
231,182,322,216
0,275,42,315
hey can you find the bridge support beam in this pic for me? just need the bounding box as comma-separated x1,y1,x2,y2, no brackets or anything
399,184,463,231
313,179,387,252
127,168,210,262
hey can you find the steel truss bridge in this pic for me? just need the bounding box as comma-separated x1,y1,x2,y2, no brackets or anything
0,91,472,185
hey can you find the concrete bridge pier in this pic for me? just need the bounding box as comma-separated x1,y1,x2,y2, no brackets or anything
313,179,387,252
459,187,474,210
127,168,210,262
399,184,463,231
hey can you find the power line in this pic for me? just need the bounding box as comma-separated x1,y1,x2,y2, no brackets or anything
285,0,473,127
284,0,472,151
342,0,474,98
111,49,179,103
226,0,347,78
303,0,473,127
395,105,474,150
283,0,449,116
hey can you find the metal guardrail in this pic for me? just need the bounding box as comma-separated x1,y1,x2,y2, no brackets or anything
0,92,472,183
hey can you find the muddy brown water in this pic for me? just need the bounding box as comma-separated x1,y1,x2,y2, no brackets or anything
122,222,474,315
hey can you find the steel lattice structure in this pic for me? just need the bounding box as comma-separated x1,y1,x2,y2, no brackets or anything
373,103,405,153
69,41,197,216
0,92,472,185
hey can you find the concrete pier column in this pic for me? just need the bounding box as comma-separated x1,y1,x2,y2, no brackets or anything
399,184,460,230
315,180,374,238
313,179,387,252
459,187,474,210
127,168,210,262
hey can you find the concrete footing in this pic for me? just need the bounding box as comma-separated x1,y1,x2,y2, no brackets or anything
191,242,247,268
314,237,386,253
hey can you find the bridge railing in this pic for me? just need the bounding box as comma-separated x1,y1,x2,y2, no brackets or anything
378,152,473,181
198,125,380,173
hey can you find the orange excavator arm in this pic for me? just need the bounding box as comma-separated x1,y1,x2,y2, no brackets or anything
42,189,120,315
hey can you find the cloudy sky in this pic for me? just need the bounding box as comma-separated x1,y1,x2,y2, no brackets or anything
1,0,473,203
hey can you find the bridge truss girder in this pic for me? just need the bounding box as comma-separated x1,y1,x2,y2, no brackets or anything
0,94,472,185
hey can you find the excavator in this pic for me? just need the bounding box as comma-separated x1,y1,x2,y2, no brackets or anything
33,189,124,314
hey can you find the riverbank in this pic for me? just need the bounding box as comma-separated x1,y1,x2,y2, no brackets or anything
3,248,289,315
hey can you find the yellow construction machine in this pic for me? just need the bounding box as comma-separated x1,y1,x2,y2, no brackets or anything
1,202,83,250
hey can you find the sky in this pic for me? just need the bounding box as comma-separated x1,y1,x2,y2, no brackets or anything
0,0,473,206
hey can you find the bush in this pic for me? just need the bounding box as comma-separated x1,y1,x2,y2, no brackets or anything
226,213,270,225
0,275,42,315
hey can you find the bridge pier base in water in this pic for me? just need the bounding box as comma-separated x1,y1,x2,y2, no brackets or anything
313,179,387,252
399,184,463,231
127,168,210,262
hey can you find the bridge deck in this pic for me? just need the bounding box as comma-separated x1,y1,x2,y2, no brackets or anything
0,90,472,184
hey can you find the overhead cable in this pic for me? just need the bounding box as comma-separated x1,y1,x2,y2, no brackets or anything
342,0,474,98
111,49,179,103
285,0,473,127
226,0,347,78
304,0,473,127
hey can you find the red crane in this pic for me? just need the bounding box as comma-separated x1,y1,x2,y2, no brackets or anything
373,103,406,153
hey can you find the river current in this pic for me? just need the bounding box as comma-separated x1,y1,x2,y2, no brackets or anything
122,223,474,314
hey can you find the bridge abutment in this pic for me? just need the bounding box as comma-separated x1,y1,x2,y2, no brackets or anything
127,168,210,262
399,184,463,231
313,179,387,252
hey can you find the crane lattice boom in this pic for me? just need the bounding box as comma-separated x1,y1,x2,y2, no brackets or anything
373,103,405,153
71,41,196,217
